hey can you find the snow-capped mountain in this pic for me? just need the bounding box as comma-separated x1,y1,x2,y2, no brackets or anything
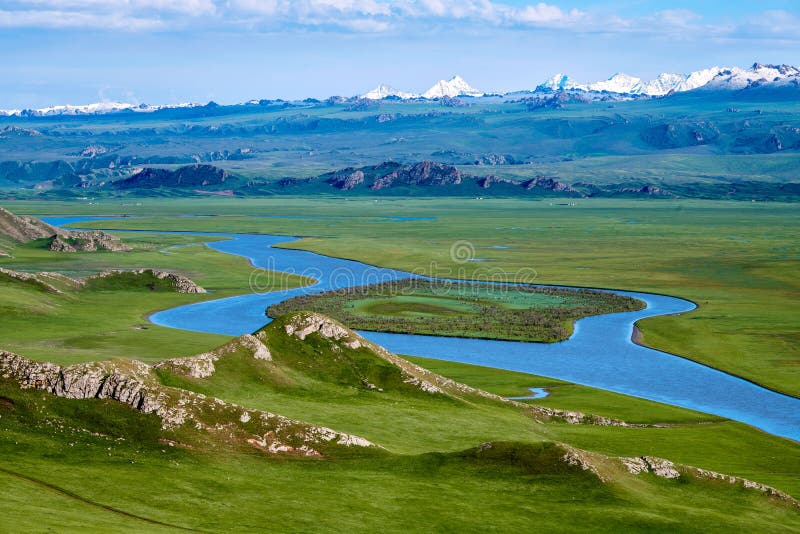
0,101,201,117
2,64,798,115
537,74,583,91
422,76,483,99
585,73,645,94
535,64,799,97
703,63,800,90
678,67,725,91
361,84,418,100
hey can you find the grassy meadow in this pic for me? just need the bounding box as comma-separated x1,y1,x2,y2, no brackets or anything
268,278,644,342
0,197,798,531
13,196,797,396
0,230,309,364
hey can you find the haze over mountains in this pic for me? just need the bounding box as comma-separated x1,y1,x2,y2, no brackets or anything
2,63,798,118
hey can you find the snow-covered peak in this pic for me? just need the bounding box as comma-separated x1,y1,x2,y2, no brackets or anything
704,63,800,90
536,73,583,92
586,73,644,94
532,65,790,96
678,67,724,91
422,76,483,99
638,73,687,96
0,101,202,117
361,84,418,100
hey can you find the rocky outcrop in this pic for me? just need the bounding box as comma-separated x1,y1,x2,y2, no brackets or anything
79,145,111,158
0,207,61,242
477,174,517,188
523,92,590,111
0,267,63,293
0,207,130,252
621,456,680,478
112,164,230,190
0,349,373,456
325,169,365,190
0,126,42,137
369,161,463,190
282,312,447,394
49,230,132,252
521,176,579,194
155,333,270,379
620,455,799,507
474,154,515,165
87,269,205,293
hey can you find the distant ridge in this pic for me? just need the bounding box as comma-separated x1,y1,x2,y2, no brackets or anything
2,63,798,115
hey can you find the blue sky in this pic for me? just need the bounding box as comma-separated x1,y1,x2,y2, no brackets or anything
0,1,798,108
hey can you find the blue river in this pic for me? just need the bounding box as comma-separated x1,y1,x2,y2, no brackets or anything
43,217,800,442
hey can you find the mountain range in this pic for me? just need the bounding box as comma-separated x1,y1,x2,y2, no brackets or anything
2,63,795,118
535,64,800,96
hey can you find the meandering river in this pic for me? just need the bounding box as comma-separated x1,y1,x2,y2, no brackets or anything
44,218,800,441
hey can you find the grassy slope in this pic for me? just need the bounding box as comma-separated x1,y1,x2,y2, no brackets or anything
406,357,800,497
1,333,799,532
36,197,797,396
0,231,308,364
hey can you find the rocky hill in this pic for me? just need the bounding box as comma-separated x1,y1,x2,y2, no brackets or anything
112,164,231,190
0,206,130,252
0,206,61,242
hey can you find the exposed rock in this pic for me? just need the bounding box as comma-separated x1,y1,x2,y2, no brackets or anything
620,456,650,475
621,455,800,507
369,161,463,190
49,230,132,252
0,207,61,242
87,269,205,293
0,349,373,456
643,456,681,478
439,96,466,108
79,145,110,158
155,334,270,378
112,164,230,190
694,468,799,506
523,92,590,111
620,456,679,478
0,207,130,252
0,126,42,137
477,174,517,188
474,154,515,165
561,444,606,481
282,312,445,394
0,267,63,293
325,169,365,190
521,176,579,194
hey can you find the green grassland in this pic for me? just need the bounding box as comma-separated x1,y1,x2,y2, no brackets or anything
0,230,309,364
268,279,643,342
0,197,798,530
1,315,799,531
23,196,799,397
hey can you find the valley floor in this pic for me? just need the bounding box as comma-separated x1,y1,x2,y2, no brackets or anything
0,197,797,531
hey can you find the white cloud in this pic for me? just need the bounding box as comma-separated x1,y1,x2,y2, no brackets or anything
0,1,798,42
15,0,216,16
0,8,166,30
